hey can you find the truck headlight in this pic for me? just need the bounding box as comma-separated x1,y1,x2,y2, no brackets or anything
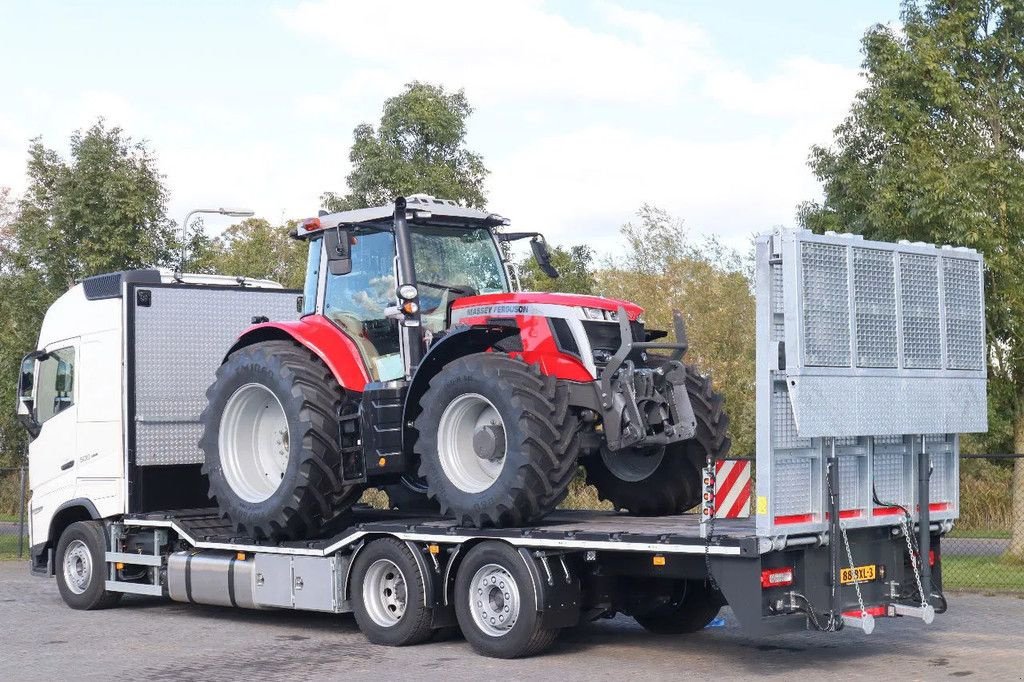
582,307,607,320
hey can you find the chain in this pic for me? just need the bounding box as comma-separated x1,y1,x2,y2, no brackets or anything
899,514,926,607
839,519,867,620
703,462,720,593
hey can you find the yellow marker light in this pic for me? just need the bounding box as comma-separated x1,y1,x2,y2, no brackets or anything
428,544,440,555
115,562,125,570
652,555,666,567
378,457,387,467
236,552,246,561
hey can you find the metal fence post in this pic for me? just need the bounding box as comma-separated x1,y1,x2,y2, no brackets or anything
17,464,26,558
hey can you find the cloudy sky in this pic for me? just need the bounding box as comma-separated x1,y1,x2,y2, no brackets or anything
0,1,900,254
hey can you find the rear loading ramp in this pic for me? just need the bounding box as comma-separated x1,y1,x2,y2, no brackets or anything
753,229,986,538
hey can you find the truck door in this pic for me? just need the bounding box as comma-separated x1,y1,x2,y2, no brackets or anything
27,342,80,529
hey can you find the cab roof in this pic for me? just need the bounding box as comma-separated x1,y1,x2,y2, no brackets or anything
296,194,509,238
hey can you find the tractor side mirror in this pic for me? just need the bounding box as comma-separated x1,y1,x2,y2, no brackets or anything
16,352,43,438
325,227,353,276
530,238,559,279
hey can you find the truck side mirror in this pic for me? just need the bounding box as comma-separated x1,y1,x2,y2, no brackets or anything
17,352,42,438
530,237,559,279
324,227,353,276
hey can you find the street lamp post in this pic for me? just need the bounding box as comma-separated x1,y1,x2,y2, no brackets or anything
180,207,255,270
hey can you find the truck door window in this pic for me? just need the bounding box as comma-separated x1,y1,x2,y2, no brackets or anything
323,230,402,380
36,347,75,423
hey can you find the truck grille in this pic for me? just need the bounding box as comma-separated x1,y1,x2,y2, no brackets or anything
582,320,645,364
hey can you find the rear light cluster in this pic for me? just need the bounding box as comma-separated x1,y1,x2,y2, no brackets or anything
761,566,794,589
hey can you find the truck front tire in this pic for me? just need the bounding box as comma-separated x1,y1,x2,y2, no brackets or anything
200,340,361,541
55,521,121,610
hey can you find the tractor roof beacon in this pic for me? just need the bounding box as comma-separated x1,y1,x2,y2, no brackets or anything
19,219,981,657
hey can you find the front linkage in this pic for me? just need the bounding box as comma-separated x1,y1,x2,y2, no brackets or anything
591,308,697,452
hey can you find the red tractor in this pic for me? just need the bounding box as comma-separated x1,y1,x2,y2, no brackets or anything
200,195,730,539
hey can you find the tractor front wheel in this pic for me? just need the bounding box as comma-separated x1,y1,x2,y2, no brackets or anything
414,353,580,528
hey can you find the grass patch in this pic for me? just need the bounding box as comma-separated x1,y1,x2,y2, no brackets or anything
943,555,1024,593
948,527,1012,540
0,533,26,560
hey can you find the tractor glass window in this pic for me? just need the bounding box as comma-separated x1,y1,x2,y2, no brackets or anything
323,230,402,381
36,347,75,424
302,237,321,315
411,227,509,332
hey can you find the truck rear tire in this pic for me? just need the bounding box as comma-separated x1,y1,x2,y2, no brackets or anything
200,340,361,540
350,538,434,647
632,580,721,634
454,541,560,658
414,353,580,527
55,521,122,610
584,364,730,515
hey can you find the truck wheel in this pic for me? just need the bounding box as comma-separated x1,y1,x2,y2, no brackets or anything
584,364,730,515
383,476,439,513
414,353,580,527
55,521,121,610
632,580,721,634
350,538,434,647
454,541,559,658
200,340,360,540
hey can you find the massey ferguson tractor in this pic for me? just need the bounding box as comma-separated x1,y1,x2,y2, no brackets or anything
199,195,729,539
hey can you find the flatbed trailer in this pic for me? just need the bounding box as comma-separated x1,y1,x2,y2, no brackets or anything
20,228,985,658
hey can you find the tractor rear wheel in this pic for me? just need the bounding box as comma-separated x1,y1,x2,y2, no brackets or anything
584,364,729,515
414,353,580,528
200,340,361,540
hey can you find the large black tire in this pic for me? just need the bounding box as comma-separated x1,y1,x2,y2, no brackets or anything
55,521,122,610
632,580,721,634
414,353,580,528
200,340,360,540
350,538,434,647
584,364,730,515
454,541,561,658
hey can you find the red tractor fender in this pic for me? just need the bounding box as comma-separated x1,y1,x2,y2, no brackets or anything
226,316,371,392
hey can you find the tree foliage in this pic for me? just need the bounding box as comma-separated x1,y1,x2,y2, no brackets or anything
323,82,488,211
801,0,1024,557
597,205,755,455
0,122,178,466
518,244,596,295
193,218,308,289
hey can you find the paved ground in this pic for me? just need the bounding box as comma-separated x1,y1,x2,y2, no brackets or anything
2,561,1022,681
945,537,1010,557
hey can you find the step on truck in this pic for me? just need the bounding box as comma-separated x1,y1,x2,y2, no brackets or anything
17,211,985,658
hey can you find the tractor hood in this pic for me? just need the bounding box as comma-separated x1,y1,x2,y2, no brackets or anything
451,292,644,321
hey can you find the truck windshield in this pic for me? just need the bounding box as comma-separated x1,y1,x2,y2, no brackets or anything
411,226,509,296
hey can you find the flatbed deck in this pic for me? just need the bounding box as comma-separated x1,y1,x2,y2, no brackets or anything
127,507,761,558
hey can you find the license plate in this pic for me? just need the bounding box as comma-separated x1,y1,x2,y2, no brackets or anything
840,564,877,584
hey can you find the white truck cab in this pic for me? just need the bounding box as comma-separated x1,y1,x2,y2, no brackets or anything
18,269,294,573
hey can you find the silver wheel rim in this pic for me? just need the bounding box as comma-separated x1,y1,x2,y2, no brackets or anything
218,383,290,503
469,563,520,637
363,559,408,627
600,446,664,483
437,393,506,493
63,539,92,595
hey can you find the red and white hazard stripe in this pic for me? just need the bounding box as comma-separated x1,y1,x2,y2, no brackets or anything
714,459,752,519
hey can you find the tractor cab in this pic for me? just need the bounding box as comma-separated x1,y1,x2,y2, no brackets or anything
293,195,518,381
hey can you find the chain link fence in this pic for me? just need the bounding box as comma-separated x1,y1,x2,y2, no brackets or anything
944,454,1024,593
0,466,29,559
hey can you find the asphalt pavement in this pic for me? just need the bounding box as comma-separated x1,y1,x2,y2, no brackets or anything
2,561,1022,681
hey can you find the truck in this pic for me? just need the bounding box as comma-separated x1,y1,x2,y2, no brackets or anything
17,208,985,658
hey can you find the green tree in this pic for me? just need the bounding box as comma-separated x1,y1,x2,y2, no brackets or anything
196,218,308,289
323,82,488,211
800,0,1024,558
597,205,755,455
518,244,596,294
0,121,176,466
